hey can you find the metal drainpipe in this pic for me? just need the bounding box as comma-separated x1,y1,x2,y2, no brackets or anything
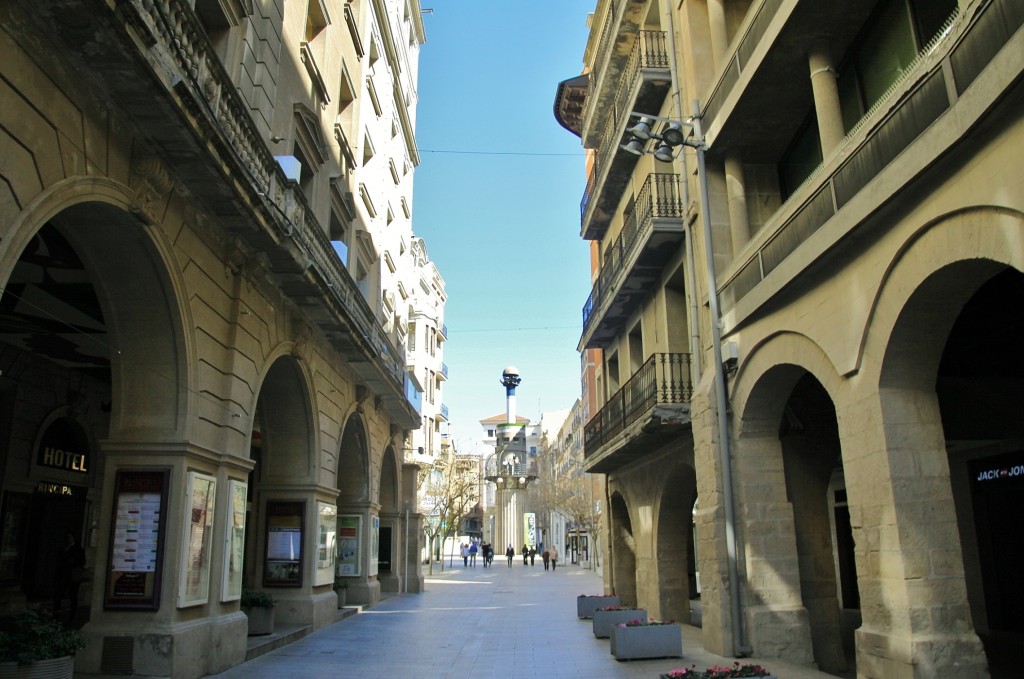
692,101,747,657
404,505,410,593
660,0,702,385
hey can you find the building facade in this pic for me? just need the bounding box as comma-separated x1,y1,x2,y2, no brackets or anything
557,0,1023,677
0,0,430,676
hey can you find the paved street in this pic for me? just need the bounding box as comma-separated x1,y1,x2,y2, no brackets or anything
209,562,839,679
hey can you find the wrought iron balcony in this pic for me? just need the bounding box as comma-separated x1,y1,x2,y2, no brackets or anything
580,31,671,241
484,457,539,481
584,353,694,473
580,173,685,350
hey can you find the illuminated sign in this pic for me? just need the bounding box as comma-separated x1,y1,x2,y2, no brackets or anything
36,418,90,474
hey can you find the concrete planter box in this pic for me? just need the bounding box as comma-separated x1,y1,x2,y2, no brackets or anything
610,623,683,660
243,606,275,636
0,656,75,679
592,609,647,638
576,595,620,619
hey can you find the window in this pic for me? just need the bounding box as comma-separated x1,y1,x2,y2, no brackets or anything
305,0,329,42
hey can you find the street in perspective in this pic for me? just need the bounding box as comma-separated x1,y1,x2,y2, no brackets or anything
210,563,836,679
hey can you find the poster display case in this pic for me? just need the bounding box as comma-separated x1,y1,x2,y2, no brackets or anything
336,515,361,576
221,479,247,602
264,500,304,586
178,471,216,607
105,469,169,610
315,502,337,586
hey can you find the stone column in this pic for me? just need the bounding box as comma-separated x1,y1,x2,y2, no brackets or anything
808,45,845,158
707,0,730,68
725,153,750,254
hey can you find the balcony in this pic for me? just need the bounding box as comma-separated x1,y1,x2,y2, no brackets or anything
584,353,693,473
439,403,449,421
484,456,539,481
438,362,449,380
579,173,685,350
35,0,420,428
580,31,671,241
717,0,1018,315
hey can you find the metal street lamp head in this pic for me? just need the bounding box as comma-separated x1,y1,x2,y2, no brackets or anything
653,142,676,163
620,139,645,156
626,117,654,140
660,123,687,147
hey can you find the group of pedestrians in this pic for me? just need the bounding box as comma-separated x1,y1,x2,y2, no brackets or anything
460,540,561,571
500,543,558,570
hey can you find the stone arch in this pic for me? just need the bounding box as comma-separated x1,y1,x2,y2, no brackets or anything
864,208,1024,676
379,445,399,513
251,354,316,481
609,490,638,607
729,333,847,670
337,413,370,501
0,180,193,439
654,462,697,624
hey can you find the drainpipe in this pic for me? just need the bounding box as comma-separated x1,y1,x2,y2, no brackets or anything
404,505,410,593
660,0,702,385
692,102,747,657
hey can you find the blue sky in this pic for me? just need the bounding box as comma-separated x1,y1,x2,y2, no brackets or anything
411,3,593,452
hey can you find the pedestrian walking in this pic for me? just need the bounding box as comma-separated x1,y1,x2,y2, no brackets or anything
505,544,515,567
461,543,468,567
529,546,536,566
549,545,559,571
522,543,529,566
542,549,550,570
469,541,478,567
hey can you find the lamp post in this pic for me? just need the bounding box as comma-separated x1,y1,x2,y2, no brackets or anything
621,107,745,653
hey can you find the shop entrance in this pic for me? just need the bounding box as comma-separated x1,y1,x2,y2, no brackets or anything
23,489,86,600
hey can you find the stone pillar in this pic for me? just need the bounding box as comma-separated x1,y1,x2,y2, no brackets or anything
707,0,730,68
725,153,750,254
808,45,845,158
837,390,988,678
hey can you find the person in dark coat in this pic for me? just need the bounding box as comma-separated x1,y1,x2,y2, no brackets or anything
53,530,86,624
505,544,515,567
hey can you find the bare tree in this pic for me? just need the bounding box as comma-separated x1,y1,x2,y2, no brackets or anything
537,461,601,568
419,451,480,575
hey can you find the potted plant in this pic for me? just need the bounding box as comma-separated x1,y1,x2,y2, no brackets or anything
0,610,85,679
609,619,682,660
333,579,348,608
240,589,275,636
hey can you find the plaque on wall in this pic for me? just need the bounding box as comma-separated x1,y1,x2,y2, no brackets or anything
105,470,169,610
264,501,304,587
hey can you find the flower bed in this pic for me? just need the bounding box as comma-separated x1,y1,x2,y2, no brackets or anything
576,594,620,619
592,607,647,638
660,662,774,678
609,621,682,660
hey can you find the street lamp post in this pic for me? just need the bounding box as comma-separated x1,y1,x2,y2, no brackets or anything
621,107,745,653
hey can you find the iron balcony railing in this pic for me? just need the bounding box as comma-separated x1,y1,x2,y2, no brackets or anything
581,173,684,334
484,457,539,480
580,30,670,237
584,353,693,458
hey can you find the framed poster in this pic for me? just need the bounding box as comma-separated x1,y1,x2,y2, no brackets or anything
178,471,216,607
264,500,304,587
315,502,337,586
221,479,247,602
105,469,169,610
369,515,379,577
336,515,361,576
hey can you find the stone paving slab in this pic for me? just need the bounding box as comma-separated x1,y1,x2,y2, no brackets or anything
206,563,841,679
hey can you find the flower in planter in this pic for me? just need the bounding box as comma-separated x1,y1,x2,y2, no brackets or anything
704,662,772,677
661,667,700,678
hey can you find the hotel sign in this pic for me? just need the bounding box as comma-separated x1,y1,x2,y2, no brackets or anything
36,418,90,474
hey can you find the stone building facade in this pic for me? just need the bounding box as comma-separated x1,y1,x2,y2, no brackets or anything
556,0,1023,677
0,0,430,676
